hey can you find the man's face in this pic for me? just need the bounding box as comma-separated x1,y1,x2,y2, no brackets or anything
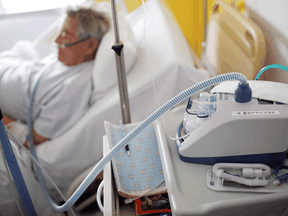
55,16,97,66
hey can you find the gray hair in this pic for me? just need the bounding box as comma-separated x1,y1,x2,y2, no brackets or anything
65,5,110,41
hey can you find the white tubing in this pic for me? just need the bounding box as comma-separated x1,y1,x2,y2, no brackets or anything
213,163,271,186
96,180,104,213
216,170,269,186
5,127,77,216
213,163,271,177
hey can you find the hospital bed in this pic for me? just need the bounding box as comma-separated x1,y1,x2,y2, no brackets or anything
203,0,266,80
6,0,209,214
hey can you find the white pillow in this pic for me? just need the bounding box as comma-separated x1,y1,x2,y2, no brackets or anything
92,2,138,100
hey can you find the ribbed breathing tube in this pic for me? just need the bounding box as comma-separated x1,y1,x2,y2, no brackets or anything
217,172,269,186
213,163,271,186
29,72,248,212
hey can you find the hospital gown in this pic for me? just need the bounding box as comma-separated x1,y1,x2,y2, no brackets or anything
0,40,95,215
0,40,94,139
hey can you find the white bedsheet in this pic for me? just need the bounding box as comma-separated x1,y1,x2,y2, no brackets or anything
21,0,209,194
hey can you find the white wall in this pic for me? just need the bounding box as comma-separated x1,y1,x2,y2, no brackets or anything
0,10,61,56
246,0,288,83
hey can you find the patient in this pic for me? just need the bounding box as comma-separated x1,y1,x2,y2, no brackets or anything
0,4,110,147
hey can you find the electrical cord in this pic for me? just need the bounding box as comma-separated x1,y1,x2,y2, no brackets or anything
6,134,25,163
140,0,191,142
128,179,166,203
96,180,104,213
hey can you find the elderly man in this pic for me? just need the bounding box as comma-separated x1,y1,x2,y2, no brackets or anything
0,5,110,147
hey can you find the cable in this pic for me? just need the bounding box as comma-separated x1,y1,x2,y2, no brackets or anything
140,0,191,141
168,129,193,141
5,127,77,216
255,64,288,80
25,58,77,215
131,179,165,202
141,0,160,107
123,179,166,205
8,136,25,163
96,180,104,213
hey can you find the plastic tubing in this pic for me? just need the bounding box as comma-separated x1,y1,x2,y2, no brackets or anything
216,170,269,186
5,127,77,216
255,64,288,80
141,0,191,142
213,163,270,186
96,180,104,213
213,163,271,177
29,72,247,212
26,59,76,213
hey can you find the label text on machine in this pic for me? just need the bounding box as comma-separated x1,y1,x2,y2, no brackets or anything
232,111,280,116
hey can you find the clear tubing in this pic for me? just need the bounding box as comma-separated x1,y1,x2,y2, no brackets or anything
5,127,76,216
141,0,192,141
255,64,288,80
26,59,78,214
29,72,247,212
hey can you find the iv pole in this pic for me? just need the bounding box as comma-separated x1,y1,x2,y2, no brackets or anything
110,1,131,214
110,0,131,124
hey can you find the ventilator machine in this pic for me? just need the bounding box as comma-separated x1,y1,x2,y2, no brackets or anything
178,87,288,168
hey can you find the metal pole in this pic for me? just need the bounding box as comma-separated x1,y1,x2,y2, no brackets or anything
110,0,131,124
0,110,37,216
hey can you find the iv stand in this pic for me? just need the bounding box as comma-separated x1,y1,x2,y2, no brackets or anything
110,0,131,124
110,2,131,214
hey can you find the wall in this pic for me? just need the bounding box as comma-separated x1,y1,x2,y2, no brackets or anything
0,10,61,53
0,0,247,59
123,0,245,57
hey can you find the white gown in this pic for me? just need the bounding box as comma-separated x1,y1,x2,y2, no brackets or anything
0,40,94,139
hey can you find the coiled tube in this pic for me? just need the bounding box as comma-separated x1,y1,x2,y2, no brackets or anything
215,170,269,186
213,163,271,177
213,163,271,186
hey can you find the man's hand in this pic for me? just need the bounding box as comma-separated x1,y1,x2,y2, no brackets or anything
3,114,50,149
2,114,15,125
23,130,50,149
33,130,50,146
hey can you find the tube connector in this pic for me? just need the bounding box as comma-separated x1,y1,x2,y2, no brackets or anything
234,83,252,103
